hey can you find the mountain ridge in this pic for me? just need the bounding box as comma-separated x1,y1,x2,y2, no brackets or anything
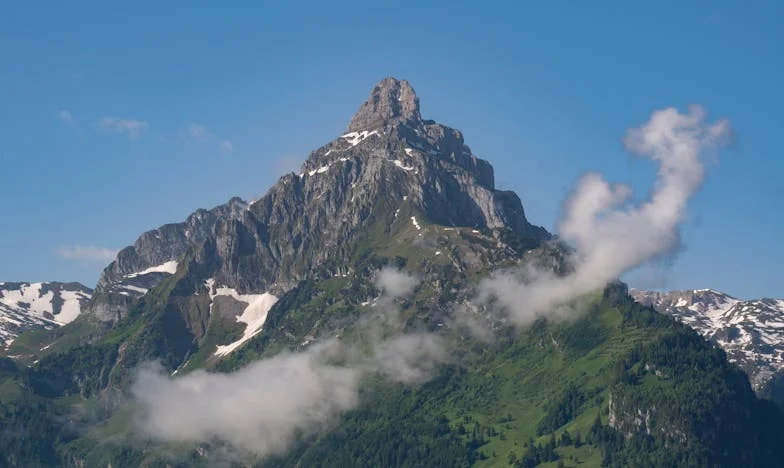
630,287,784,393
0,281,92,348
85,77,549,325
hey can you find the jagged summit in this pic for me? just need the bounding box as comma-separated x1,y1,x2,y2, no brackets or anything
347,77,422,132
87,77,550,322
305,77,495,190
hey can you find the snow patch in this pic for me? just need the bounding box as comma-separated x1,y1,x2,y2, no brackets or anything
125,261,178,278
204,280,279,357
56,290,89,324
694,288,723,294
0,283,53,318
119,284,149,295
308,164,331,176
305,157,351,177
341,130,379,146
390,159,415,171
411,216,422,231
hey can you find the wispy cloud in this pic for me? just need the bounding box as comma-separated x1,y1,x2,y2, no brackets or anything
57,109,74,125
479,106,731,326
182,122,233,153
56,245,118,264
375,267,418,298
187,123,210,143
97,117,148,140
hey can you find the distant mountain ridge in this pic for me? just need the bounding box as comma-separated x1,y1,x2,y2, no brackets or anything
0,282,92,348
630,288,784,391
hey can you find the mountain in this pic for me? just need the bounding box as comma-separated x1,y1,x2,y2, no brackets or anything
2,78,784,467
630,288,784,393
0,282,92,348
83,76,547,329
89,197,249,323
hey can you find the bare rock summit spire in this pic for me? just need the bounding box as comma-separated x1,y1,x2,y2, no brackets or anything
347,77,422,132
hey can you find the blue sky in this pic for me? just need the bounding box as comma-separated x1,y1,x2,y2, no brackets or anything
1,1,781,299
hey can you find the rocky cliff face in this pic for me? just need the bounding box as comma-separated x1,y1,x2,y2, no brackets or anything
97,197,249,287
88,77,549,323
631,288,784,391
0,282,92,347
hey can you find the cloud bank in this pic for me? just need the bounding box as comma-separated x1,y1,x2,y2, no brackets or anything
480,106,731,326
132,342,359,456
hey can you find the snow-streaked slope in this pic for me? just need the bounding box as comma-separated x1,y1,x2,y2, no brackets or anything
341,129,379,146
105,260,180,298
204,279,278,357
124,260,178,278
631,288,784,389
0,282,92,347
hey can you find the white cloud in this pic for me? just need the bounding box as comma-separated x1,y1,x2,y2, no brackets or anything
369,333,447,384
97,117,148,140
56,245,118,264
187,123,210,143
132,342,361,456
131,267,448,457
479,106,731,326
375,266,418,298
58,109,74,125
183,122,234,153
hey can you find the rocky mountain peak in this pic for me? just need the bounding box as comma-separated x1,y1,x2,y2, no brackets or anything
86,77,550,323
347,77,422,132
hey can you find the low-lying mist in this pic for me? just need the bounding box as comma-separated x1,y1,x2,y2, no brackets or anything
130,267,447,457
